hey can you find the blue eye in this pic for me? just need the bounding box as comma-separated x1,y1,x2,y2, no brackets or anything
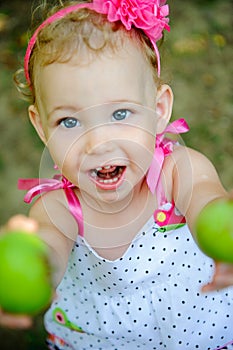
112,109,131,121
60,117,80,128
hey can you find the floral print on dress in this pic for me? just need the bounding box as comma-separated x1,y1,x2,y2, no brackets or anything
154,201,186,232
53,307,85,333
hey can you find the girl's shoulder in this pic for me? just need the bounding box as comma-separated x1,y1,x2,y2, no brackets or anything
18,176,81,239
29,188,79,242
167,144,219,176
162,144,220,202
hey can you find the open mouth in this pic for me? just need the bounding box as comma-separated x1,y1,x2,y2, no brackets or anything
89,165,126,189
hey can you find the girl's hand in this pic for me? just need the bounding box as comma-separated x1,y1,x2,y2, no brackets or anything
0,215,38,329
3,214,38,234
0,307,33,329
202,261,233,292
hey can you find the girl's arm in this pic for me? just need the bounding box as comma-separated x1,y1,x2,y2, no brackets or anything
0,190,79,328
0,215,38,329
170,146,233,291
171,146,228,236
28,189,79,286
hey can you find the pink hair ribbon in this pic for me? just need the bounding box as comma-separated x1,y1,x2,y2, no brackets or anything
18,176,84,236
24,0,170,84
146,118,190,200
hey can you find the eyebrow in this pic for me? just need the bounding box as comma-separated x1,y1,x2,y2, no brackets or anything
47,106,79,120
109,99,143,106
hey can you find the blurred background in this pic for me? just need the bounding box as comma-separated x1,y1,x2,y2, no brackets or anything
0,0,232,348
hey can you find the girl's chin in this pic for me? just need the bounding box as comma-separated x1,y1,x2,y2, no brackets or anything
80,180,135,207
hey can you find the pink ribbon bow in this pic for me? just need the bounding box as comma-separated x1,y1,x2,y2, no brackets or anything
146,118,190,197
18,176,84,236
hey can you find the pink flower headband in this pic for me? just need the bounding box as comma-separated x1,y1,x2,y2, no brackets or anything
24,0,170,85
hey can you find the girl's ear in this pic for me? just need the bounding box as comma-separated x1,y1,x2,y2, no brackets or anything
155,84,173,134
28,105,47,144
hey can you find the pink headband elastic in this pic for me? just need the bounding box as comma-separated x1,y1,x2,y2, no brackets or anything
24,0,170,85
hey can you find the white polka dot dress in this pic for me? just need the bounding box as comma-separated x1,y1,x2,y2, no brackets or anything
44,211,233,349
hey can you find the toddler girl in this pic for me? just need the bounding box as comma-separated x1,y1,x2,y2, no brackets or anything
1,0,233,349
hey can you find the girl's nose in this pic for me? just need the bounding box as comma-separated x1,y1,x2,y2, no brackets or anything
85,126,115,155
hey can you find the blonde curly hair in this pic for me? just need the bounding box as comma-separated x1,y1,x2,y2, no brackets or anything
15,0,162,104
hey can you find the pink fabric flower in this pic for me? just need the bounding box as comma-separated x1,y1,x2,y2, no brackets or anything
93,0,170,74
93,0,170,42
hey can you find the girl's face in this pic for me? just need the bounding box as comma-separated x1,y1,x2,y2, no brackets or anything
29,39,173,204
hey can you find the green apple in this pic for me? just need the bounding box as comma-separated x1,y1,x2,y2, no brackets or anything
195,199,233,263
0,231,52,315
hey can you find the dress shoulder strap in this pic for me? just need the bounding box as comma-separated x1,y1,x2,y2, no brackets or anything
146,118,189,206
18,176,84,237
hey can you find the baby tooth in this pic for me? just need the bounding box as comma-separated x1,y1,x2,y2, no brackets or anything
103,179,113,183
